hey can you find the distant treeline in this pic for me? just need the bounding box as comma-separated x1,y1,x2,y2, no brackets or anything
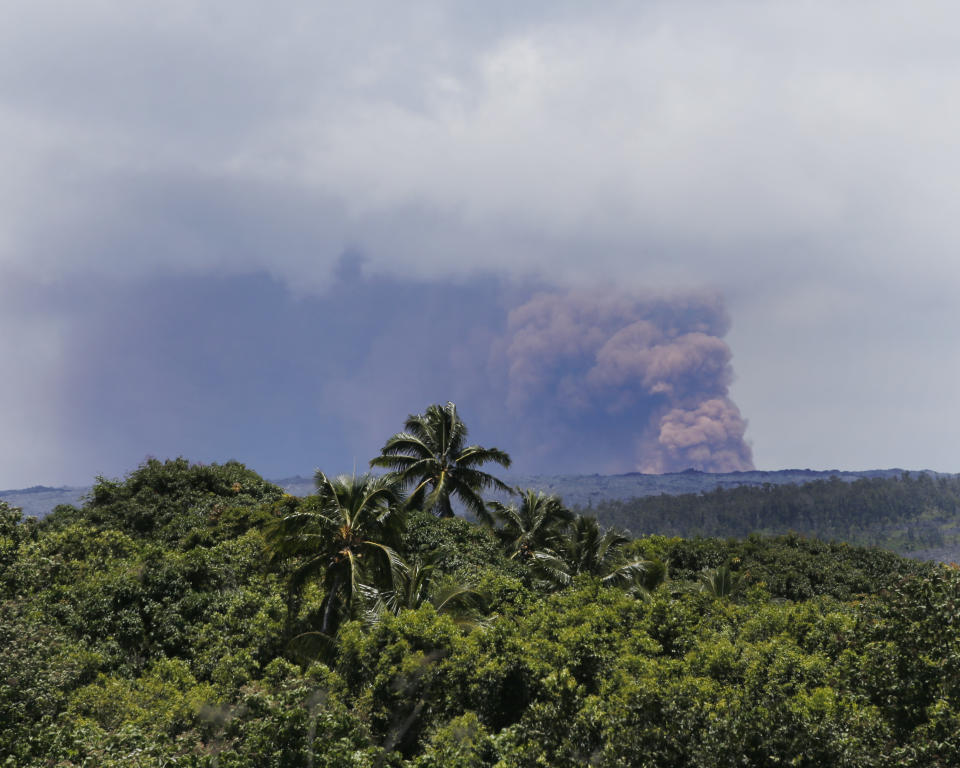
584,473,960,557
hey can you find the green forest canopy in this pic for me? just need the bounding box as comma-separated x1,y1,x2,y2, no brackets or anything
2,404,960,766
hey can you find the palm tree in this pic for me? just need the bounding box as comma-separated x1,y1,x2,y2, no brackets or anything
265,471,406,636
699,565,746,599
484,489,574,561
358,556,488,630
370,402,512,518
535,515,664,595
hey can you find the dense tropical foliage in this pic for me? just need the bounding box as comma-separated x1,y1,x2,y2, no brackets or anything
2,404,959,765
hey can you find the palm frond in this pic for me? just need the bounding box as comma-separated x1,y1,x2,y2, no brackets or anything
444,476,486,518
429,577,490,630
362,540,409,587
600,558,652,590
286,631,336,664
356,556,488,630
455,446,512,470
531,550,572,591
699,566,746,599
371,433,433,461
454,467,515,496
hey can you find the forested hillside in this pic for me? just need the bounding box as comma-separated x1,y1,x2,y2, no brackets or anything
0,467,929,519
586,473,960,561
4,404,960,766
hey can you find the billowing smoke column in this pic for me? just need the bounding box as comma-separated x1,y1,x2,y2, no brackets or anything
499,290,753,473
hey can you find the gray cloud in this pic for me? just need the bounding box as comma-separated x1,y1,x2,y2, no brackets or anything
1,2,959,483
3,2,960,289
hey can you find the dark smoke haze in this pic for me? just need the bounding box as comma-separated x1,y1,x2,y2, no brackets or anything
18,264,752,484
3,0,958,486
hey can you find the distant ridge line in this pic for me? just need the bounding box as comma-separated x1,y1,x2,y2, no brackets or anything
0,484,83,495
2,468,955,519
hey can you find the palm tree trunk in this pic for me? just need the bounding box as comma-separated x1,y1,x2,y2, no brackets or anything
321,574,343,636
283,581,302,640
437,494,455,518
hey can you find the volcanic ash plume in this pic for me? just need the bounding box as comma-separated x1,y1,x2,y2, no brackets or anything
501,290,753,473
641,397,753,473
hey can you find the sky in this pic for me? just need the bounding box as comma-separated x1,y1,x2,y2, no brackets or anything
1,1,959,487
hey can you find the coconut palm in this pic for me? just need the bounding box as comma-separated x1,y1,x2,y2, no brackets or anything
265,471,405,636
358,555,488,630
535,515,664,595
484,489,574,561
370,402,512,518
699,565,746,599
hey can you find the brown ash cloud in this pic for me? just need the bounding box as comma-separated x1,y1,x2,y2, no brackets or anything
498,290,753,473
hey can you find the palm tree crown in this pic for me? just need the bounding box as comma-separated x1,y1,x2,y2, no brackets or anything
534,515,664,595
370,402,512,518
484,489,574,560
265,471,405,635
699,565,746,599
358,555,488,630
